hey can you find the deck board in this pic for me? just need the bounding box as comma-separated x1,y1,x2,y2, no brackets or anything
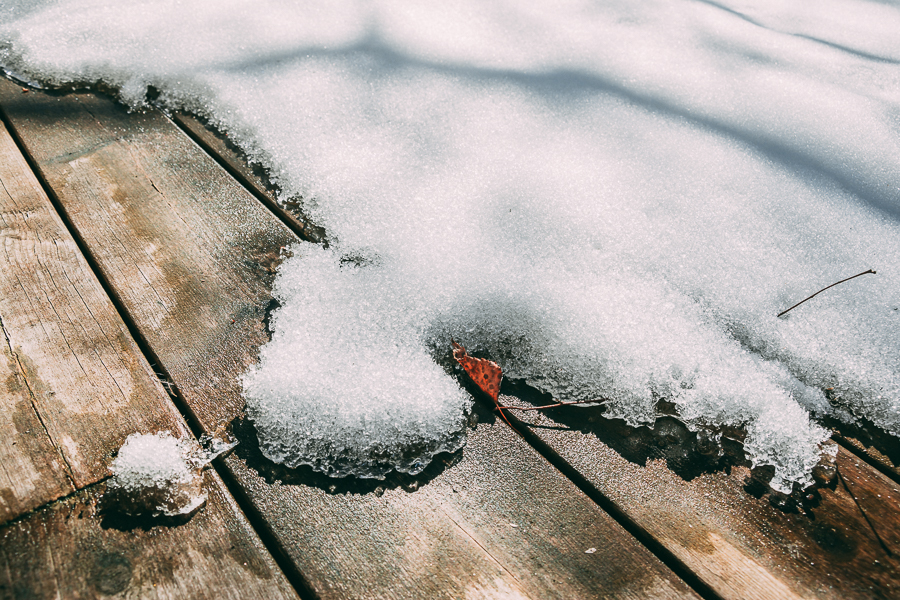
172,112,325,245
0,115,185,520
500,394,900,599
0,470,299,600
0,79,701,599
227,403,699,599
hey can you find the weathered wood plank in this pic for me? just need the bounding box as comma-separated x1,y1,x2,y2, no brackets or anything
0,470,299,600
0,116,187,521
227,401,698,599
0,91,304,598
0,84,286,432
500,394,900,600
0,317,73,522
0,117,75,519
0,92,303,599
0,80,701,599
835,430,900,483
172,112,325,244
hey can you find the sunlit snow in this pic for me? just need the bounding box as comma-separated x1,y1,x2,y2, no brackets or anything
3,0,898,490
107,432,207,518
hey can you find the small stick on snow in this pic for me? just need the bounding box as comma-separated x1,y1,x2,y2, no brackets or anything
496,399,606,411
777,269,876,318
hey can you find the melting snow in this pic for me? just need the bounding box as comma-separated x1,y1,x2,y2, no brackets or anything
107,432,207,518
105,431,236,516
4,0,899,491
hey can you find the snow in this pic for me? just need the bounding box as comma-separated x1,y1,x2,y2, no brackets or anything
3,0,898,491
105,431,236,516
106,432,207,518
243,245,472,478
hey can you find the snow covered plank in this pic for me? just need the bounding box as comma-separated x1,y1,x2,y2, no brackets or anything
0,115,187,522
502,399,900,600
0,82,701,599
0,469,300,600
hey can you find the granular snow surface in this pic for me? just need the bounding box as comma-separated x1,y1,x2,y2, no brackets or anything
4,0,899,490
107,432,206,517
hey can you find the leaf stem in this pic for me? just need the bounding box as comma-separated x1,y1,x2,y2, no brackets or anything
496,399,605,411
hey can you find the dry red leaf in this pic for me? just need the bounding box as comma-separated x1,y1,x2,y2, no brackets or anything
451,341,502,403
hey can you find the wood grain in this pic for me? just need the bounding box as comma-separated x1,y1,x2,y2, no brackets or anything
0,99,302,599
0,81,293,433
172,112,325,244
500,392,900,600
0,80,701,599
227,401,698,599
0,116,186,522
0,470,299,600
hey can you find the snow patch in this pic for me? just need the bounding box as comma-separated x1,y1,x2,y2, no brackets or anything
4,0,899,488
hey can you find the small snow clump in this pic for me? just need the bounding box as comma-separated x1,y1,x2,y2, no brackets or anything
106,432,206,518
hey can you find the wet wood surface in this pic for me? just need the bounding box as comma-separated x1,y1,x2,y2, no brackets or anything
499,392,900,600
0,79,700,599
0,470,299,600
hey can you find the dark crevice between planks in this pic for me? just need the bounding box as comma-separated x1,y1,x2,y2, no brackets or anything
0,313,77,489
829,408,900,487
835,468,894,558
835,434,900,487
0,474,110,530
0,95,320,600
180,460,320,600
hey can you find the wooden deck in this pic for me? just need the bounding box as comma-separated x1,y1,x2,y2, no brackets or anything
0,77,898,599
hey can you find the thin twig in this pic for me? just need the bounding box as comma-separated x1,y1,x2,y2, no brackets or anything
496,399,606,411
777,269,875,317
837,469,893,557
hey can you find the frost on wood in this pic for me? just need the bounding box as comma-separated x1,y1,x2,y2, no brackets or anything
105,432,235,517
